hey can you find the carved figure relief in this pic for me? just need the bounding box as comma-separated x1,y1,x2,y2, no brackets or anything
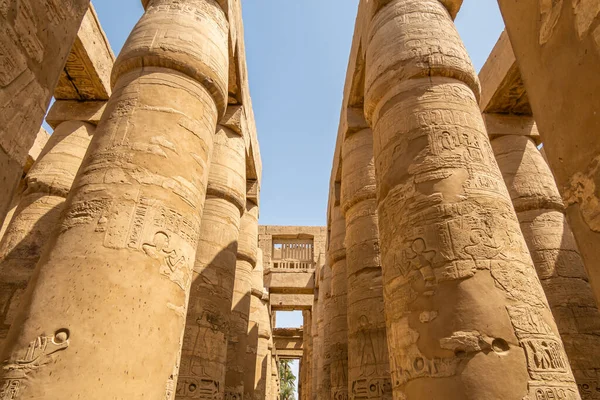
143,231,189,290
401,238,436,284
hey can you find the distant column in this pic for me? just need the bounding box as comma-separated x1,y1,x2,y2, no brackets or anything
0,0,229,397
317,264,332,400
0,0,89,228
491,127,600,397
340,119,392,399
0,118,94,349
327,206,349,399
302,309,313,400
226,200,259,398
311,279,320,400
364,0,580,398
177,115,246,399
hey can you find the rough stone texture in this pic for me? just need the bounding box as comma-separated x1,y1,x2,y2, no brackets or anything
246,249,271,400
353,0,580,398
317,264,332,400
0,127,49,243
177,123,246,399
45,100,107,129
0,0,89,230
226,200,259,399
311,284,320,400
327,206,349,400
0,0,230,397
492,133,600,398
497,0,600,305
0,121,94,350
340,124,393,400
301,309,312,400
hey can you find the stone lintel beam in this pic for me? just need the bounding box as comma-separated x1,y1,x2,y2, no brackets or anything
46,100,107,128
55,4,115,101
479,30,531,115
275,349,304,359
483,113,540,144
270,293,314,311
264,270,315,293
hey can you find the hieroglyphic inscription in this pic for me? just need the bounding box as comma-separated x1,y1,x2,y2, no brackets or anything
176,377,220,399
350,378,392,399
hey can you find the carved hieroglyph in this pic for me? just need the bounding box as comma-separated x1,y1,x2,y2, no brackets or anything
341,126,393,400
0,121,94,350
226,200,259,399
318,263,332,400
327,207,349,400
0,0,229,397
177,123,246,399
0,0,89,230
363,1,580,398
493,133,600,399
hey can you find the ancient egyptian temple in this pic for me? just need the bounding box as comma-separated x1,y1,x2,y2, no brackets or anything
1,0,600,399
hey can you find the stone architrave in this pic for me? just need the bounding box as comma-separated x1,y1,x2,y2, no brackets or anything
497,0,600,304
492,131,600,397
0,0,229,397
318,263,332,400
341,123,392,399
177,120,246,399
0,120,95,349
246,249,271,400
363,0,580,398
327,206,349,400
0,0,89,229
226,200,259,399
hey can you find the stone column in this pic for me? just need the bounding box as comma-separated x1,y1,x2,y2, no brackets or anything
497,0,600,304
341,121,392,399
226,200,259,399
327,206,349,399
272,356,280,400
177,118,246,399
0,0,89,228
491,130,600,397
266,334,274,400
311,282,320,400
0,0,229,397
246,249,271,400
363,1,580,398
0,119,94,349
302,309,312,400
317,263,332,400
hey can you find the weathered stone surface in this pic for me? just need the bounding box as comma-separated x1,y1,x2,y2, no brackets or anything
0,0,229,397
311,283,320,400
0,120,94,350
492,133,600,398
226,200,259,399
0,0,89,230
361,0,579,398
317,264,332,400
45,100,107,129
54,5,114,101
301,309,312,400
497,0,600,305
341,126,392,400
177,123,246,399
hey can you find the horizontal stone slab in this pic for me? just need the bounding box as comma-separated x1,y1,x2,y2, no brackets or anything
270,293,314,311
46,100,106,128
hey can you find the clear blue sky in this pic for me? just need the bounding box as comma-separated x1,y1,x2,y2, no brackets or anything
90,1,505,397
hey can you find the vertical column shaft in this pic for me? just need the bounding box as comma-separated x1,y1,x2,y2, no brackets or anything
327,206,349,399
364,1,580,398
492,133,600,397
341,126,393,399
226,200,259,398
311,283,320,400
0,0,229,398
302,309,313,400
177,123,246,399
0,120,94,349
317,264,332,400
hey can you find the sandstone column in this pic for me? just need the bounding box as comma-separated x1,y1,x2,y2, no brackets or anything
0,0,89,228
340,121,393,399
266,333,274,400
327,206,349,399
311,281,320,400
318,263,332,400
246,249,271,400
497,0,600,304
0,0,229,397
491,129,600,397
364,1,580,398
0,119,94,349
177,118,246,399
226,200,259,399
302,309,312,400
